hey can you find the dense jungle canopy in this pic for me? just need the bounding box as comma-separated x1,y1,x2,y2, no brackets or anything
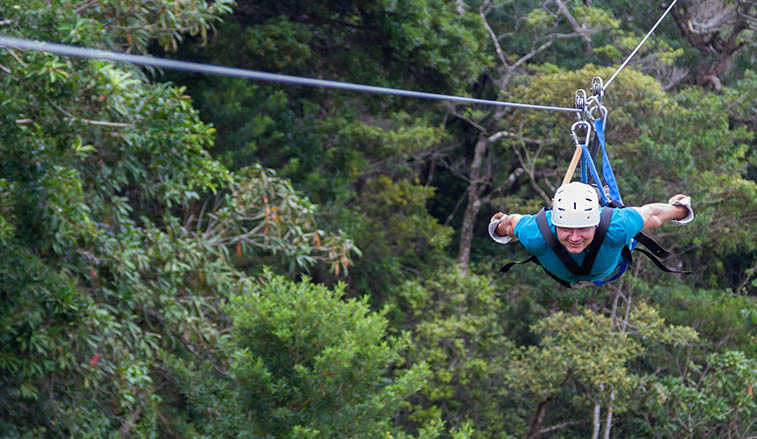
1,1,756,438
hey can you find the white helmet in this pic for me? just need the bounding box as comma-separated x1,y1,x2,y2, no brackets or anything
552,182,600,228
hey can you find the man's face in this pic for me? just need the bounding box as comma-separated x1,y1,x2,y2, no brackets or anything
555,226,596,253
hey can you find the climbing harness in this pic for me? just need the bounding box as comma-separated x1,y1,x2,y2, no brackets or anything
498,207,612,288
500,77,690,288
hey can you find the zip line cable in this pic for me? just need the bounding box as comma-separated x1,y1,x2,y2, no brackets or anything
0,35,581,114
0,0,678,114
603,0,678,91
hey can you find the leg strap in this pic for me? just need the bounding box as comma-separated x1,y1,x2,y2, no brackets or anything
500,254,572,289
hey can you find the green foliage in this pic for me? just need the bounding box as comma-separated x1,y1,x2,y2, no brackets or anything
0,0,359,436
646,282,757,357
2,0,757,438
347,176,453,297
643,351,757,439
393,268,516,439
212,271,430,438
510,310,640,407
505,303,698,436
80,0,235,52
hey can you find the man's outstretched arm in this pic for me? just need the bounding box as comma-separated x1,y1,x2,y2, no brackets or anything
633,194,694,231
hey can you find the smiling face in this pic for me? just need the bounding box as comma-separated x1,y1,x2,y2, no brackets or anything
555,226,596,253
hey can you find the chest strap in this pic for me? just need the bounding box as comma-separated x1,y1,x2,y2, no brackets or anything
535,207,613,277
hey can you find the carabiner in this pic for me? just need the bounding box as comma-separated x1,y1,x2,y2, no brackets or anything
598,104,608,126
571,120,592,147
584,95,599,122
585,98,608,126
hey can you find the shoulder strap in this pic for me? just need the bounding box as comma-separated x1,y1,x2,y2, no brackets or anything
535,209,582,274
581,207,613,275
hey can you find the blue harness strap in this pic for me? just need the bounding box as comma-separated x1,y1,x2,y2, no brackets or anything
587,116,626,285
578,134,608,205
594,118,623,205
578,118,621,207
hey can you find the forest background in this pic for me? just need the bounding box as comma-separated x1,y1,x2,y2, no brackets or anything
1,1,756,438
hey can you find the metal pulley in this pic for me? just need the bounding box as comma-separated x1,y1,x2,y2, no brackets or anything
592,76,604,102
574,89,587,120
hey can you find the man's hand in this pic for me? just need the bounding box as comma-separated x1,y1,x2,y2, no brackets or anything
668,194,694,224
490,212,507,239
489,212,522,241
490,212,510,237
489,212,513,244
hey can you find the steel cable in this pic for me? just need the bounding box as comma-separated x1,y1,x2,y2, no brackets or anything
0,35,581,113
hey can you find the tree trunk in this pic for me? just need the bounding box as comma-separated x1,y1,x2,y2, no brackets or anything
592,401,601,439
525,398,551,439
457,136,490,275
603,388,615,439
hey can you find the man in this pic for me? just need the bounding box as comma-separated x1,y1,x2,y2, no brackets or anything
489,182,693,285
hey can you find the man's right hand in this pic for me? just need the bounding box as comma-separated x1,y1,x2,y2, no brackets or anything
489,212,523,240
668,194,694,224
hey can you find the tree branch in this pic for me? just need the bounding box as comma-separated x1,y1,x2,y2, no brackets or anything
455,0,467,15
119,405,144,437
539,420,585,434
480,0,511,69
555,0,592,51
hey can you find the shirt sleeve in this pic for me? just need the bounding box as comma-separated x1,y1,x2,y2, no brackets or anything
606,207,645,245
513,214,550,257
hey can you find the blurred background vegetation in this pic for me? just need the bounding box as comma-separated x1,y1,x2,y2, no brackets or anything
1,1,755,438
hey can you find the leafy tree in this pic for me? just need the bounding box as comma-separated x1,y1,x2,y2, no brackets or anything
0,1,356,436
642,350,757,439
346,176,453,298
506,304,697,439
171,271,434,439
392,268,515,439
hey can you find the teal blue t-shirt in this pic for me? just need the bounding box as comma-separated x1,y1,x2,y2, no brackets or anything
513,207,644,283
